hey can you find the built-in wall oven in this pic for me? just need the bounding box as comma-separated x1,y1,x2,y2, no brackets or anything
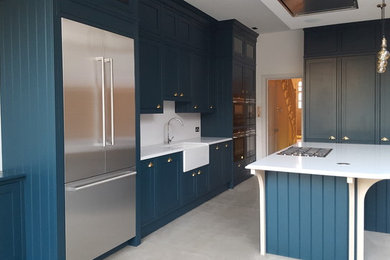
233,128,256,162
233,98,256,128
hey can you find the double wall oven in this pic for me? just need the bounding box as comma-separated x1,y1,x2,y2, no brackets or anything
233,97,256,182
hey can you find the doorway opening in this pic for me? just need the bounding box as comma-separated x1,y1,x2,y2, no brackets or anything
267,78,303,155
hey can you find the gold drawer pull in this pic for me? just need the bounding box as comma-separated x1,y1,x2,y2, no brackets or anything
156,104,161,109
225,144,229,148
329,136,336,140
238,164,241,168
167,157,172,163
197,170,201,175
174,93,178,97
240,155,244,159
180,93,184,97
192,173,196,177
148,162,154,168
193,105,198,109
342,136,350,141
216,146,219,150
209,105,214,109
382,137,389,142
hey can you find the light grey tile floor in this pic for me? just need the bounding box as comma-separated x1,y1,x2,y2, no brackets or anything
106,177,389,260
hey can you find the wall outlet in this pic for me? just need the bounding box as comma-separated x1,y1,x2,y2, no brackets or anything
195,127,200,132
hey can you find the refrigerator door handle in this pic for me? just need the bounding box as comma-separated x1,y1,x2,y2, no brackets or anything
66,171,136,191
105,57,115,146
96,57,106,147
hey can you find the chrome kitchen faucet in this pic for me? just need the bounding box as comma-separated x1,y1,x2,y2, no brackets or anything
167,117,184,144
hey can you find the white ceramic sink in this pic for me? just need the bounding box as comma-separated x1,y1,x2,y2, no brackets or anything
165,142,209,172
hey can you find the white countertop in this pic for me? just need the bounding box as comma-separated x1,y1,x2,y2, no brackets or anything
141,137,232,160
246,142,390,179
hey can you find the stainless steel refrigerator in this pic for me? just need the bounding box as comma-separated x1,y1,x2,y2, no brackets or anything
62,18,136,260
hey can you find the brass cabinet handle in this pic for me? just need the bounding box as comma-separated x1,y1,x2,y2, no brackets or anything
148,162,154,168
197,170,202,175
225,144,229,148
180,93,184,97
167,157,172,163
209,105,214,109
174,93,178,97
342,136,350,141
192,173,196,177
329,136,336,140
156,104,161,109
193,105,198,109
382,137,389,142
238,164,241,168
240,155,244,159
216,146,219,150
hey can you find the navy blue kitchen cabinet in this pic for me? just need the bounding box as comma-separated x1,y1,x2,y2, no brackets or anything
140,153,181,228
180,166,209,205
139,38,164,113
304,20,380,58
162,45,191,101
140,159,157,226
155,154,181,216
304,58,338,142
65,0,135,20
304,55,377,144
0,178,25,260
139,0,161,36
209,141,233,191
196,166,209,197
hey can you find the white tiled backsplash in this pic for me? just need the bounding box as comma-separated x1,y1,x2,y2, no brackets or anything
140,101,201,147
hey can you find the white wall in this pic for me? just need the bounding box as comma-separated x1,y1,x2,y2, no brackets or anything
256,29,304,159
140,101,201,147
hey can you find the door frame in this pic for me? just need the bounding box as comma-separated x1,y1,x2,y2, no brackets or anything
262,74,304,156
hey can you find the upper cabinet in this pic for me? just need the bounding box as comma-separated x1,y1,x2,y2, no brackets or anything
139,0,214,114
305,20,380,58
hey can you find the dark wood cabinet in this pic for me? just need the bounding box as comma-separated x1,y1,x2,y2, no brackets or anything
0,178,25,260
304,58,338,142
340,55,377,144
139,38,164,113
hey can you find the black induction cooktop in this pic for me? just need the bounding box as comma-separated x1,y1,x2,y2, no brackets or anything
277,146,332,158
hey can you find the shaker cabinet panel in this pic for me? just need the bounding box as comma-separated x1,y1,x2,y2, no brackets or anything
341,55,376,144
155,154,181,216
139,0,161,35
180,170,197,205
139,38,163,113
162,45,179,100
140,160,157,226
304,58,338,142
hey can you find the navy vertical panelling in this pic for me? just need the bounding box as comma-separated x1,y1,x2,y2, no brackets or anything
323,176,336,260
300,174,312,260
277,172,289,256
266,171,348,260
376,181,387,231
266,172,278,254
288,173,300,258
365,180,390,234
365,184,377,230
0,0,62,259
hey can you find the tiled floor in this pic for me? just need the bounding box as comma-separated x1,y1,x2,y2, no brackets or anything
107,177,389,260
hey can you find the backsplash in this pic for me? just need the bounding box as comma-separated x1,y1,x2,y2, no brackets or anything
140,101,201,147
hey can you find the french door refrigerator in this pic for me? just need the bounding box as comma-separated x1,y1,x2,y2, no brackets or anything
62,18,136,260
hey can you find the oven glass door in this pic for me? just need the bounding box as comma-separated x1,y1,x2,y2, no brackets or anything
233,136,245,162
233,102,246,127
246,133,256,158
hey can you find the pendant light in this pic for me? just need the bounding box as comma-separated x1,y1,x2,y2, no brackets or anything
377,0,390,73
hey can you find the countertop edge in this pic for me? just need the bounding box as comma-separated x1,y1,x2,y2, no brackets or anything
0,172,26,183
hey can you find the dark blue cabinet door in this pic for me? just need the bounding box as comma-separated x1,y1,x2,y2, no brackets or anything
162,45,179,100
196,166,209,197
0,180,24,260
178,50,191,101
139,38,163,113
243,65,255,100
140,160,157,226
139,0,161,35
190,53,209,112
155,154,181,217
222,141,233,185
180,170,196,205
208,144,223,191
233,62,243,99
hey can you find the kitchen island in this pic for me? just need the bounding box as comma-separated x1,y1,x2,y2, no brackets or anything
246,142,390,260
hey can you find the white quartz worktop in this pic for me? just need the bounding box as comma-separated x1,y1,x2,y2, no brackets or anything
141,137,232,160
246,142,390,179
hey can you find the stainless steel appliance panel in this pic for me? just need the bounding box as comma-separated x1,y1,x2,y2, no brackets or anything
65,171,136,260
62,19,107,183
102,30,136,173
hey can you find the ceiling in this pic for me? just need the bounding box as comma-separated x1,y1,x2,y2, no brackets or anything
184,0,388,33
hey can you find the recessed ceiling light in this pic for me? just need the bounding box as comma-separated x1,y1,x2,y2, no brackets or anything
252,27,258,30
278,0,358,17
